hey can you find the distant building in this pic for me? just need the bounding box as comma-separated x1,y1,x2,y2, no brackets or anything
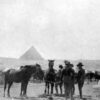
20,46,44,60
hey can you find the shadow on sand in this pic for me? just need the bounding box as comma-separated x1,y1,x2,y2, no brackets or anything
74,95,92,100
13,96,41,100
11,94,92,100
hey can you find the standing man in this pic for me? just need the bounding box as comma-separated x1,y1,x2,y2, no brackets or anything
61,60,74,100
55,65,63,94
77,62,85,99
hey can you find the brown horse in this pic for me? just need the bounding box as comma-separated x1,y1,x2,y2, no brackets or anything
3,64,40,97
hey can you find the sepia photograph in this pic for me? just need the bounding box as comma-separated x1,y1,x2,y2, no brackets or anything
0,0,100,100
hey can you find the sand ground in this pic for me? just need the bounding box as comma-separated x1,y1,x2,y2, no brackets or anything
0,81,99,100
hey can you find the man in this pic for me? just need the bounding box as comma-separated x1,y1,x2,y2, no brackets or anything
55,65,63,94
61,60,74,100
77,62,85,99
59,65,63,74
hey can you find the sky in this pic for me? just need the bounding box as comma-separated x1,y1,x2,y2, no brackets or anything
0,0,100,60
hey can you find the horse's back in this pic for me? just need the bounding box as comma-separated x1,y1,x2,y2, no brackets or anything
3,68,26,83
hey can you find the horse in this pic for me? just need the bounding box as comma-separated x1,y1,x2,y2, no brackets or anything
94,71,100,83
3,64,40,97
44,60,56,94
85,71,95,83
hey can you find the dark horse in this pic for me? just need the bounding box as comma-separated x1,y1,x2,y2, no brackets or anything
3,64,40,97
85,71,95,83
44,60,56,94
94,71,100,83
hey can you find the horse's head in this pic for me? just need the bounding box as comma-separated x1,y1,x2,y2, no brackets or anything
48,60,55,69
20,64,43,81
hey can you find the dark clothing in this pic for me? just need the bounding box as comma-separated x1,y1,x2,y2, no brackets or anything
61,68,75,81
55,69,63,94
58,69,62,76
77,69,85,82
61,68,75,99
55,69,62,79
77,68,85,99
57,69,63,79
55,69,63,85
61,67,75,99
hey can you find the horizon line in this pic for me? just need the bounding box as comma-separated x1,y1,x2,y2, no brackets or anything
0,56,100,61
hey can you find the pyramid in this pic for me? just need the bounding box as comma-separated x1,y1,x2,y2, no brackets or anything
20,46,44,60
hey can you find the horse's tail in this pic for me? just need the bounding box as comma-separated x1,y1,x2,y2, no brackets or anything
2,69,9,97
2,68,10,83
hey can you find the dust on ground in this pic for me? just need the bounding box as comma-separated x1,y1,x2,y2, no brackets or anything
0,81,100,100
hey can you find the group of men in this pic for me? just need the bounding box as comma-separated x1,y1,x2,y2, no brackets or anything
49,60,85,100
61,61,85,100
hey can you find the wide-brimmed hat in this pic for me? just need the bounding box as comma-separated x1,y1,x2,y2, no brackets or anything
64,60,70,65
70,63,74,67
59,65,63,69
77,62,84,67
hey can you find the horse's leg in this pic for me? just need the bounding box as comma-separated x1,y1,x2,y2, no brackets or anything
51,83,54,94
4,80,7,97
22,83,26,96
7,82,13,97
47,83,50,94
44,82,47,94
20,82,24,96
24,82,28,96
